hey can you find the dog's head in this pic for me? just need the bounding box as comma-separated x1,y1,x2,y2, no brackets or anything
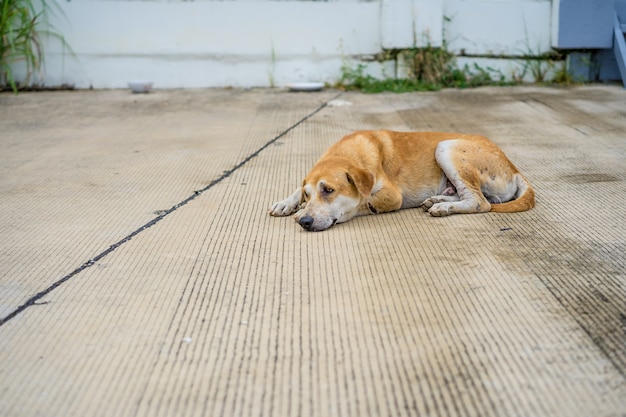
294,158,375,231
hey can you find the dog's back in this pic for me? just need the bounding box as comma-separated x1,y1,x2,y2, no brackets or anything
330,130,534,213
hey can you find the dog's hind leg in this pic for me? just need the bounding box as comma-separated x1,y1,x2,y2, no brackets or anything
421,194,460,211
426,139,492,217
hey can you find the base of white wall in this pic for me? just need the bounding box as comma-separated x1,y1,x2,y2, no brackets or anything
40,52,350,89
34,53,564,90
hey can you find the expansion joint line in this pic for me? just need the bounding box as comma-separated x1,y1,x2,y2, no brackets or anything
0,93,342,326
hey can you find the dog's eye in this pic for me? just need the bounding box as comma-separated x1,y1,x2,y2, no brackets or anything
323,187,334,195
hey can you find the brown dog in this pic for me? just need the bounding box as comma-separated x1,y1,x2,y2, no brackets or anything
269,130,534,231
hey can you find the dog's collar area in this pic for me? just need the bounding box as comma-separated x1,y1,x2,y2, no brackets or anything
368,203,378,214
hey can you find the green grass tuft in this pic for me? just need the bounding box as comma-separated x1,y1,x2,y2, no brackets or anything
1,0,69,93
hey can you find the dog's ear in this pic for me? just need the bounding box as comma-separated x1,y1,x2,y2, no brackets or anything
346,168,375,198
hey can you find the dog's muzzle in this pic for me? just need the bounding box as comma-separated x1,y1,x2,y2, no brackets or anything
298,215,337,232
298,215,315,231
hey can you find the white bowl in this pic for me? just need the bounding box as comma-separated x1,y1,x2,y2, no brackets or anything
286,82,324,92
128,81,153,93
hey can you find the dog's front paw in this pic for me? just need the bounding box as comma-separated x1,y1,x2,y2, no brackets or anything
428,202,453,217
269,200,297,216
269,189,302,217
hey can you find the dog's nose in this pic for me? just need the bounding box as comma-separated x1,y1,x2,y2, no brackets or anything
298,215,314,230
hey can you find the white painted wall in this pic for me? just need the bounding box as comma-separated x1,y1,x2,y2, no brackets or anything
29,0,554,89
444,0,553,55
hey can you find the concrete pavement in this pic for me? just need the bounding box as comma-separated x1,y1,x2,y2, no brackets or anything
1,86,625,416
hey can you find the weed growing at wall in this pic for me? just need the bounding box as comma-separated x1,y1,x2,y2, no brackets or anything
337,63,439,93
335,44,572,93
337,47,515,93
1,0,69,93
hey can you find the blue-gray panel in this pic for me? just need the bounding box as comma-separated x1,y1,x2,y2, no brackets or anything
557,0,614,49
617,0,626,20
598,49,621,81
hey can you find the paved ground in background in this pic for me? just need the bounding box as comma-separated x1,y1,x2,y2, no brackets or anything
1,86,625,417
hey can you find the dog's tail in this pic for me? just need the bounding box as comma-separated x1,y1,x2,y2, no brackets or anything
490,174,535,213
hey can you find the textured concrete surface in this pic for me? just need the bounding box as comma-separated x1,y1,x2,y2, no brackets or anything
1,86,625,417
